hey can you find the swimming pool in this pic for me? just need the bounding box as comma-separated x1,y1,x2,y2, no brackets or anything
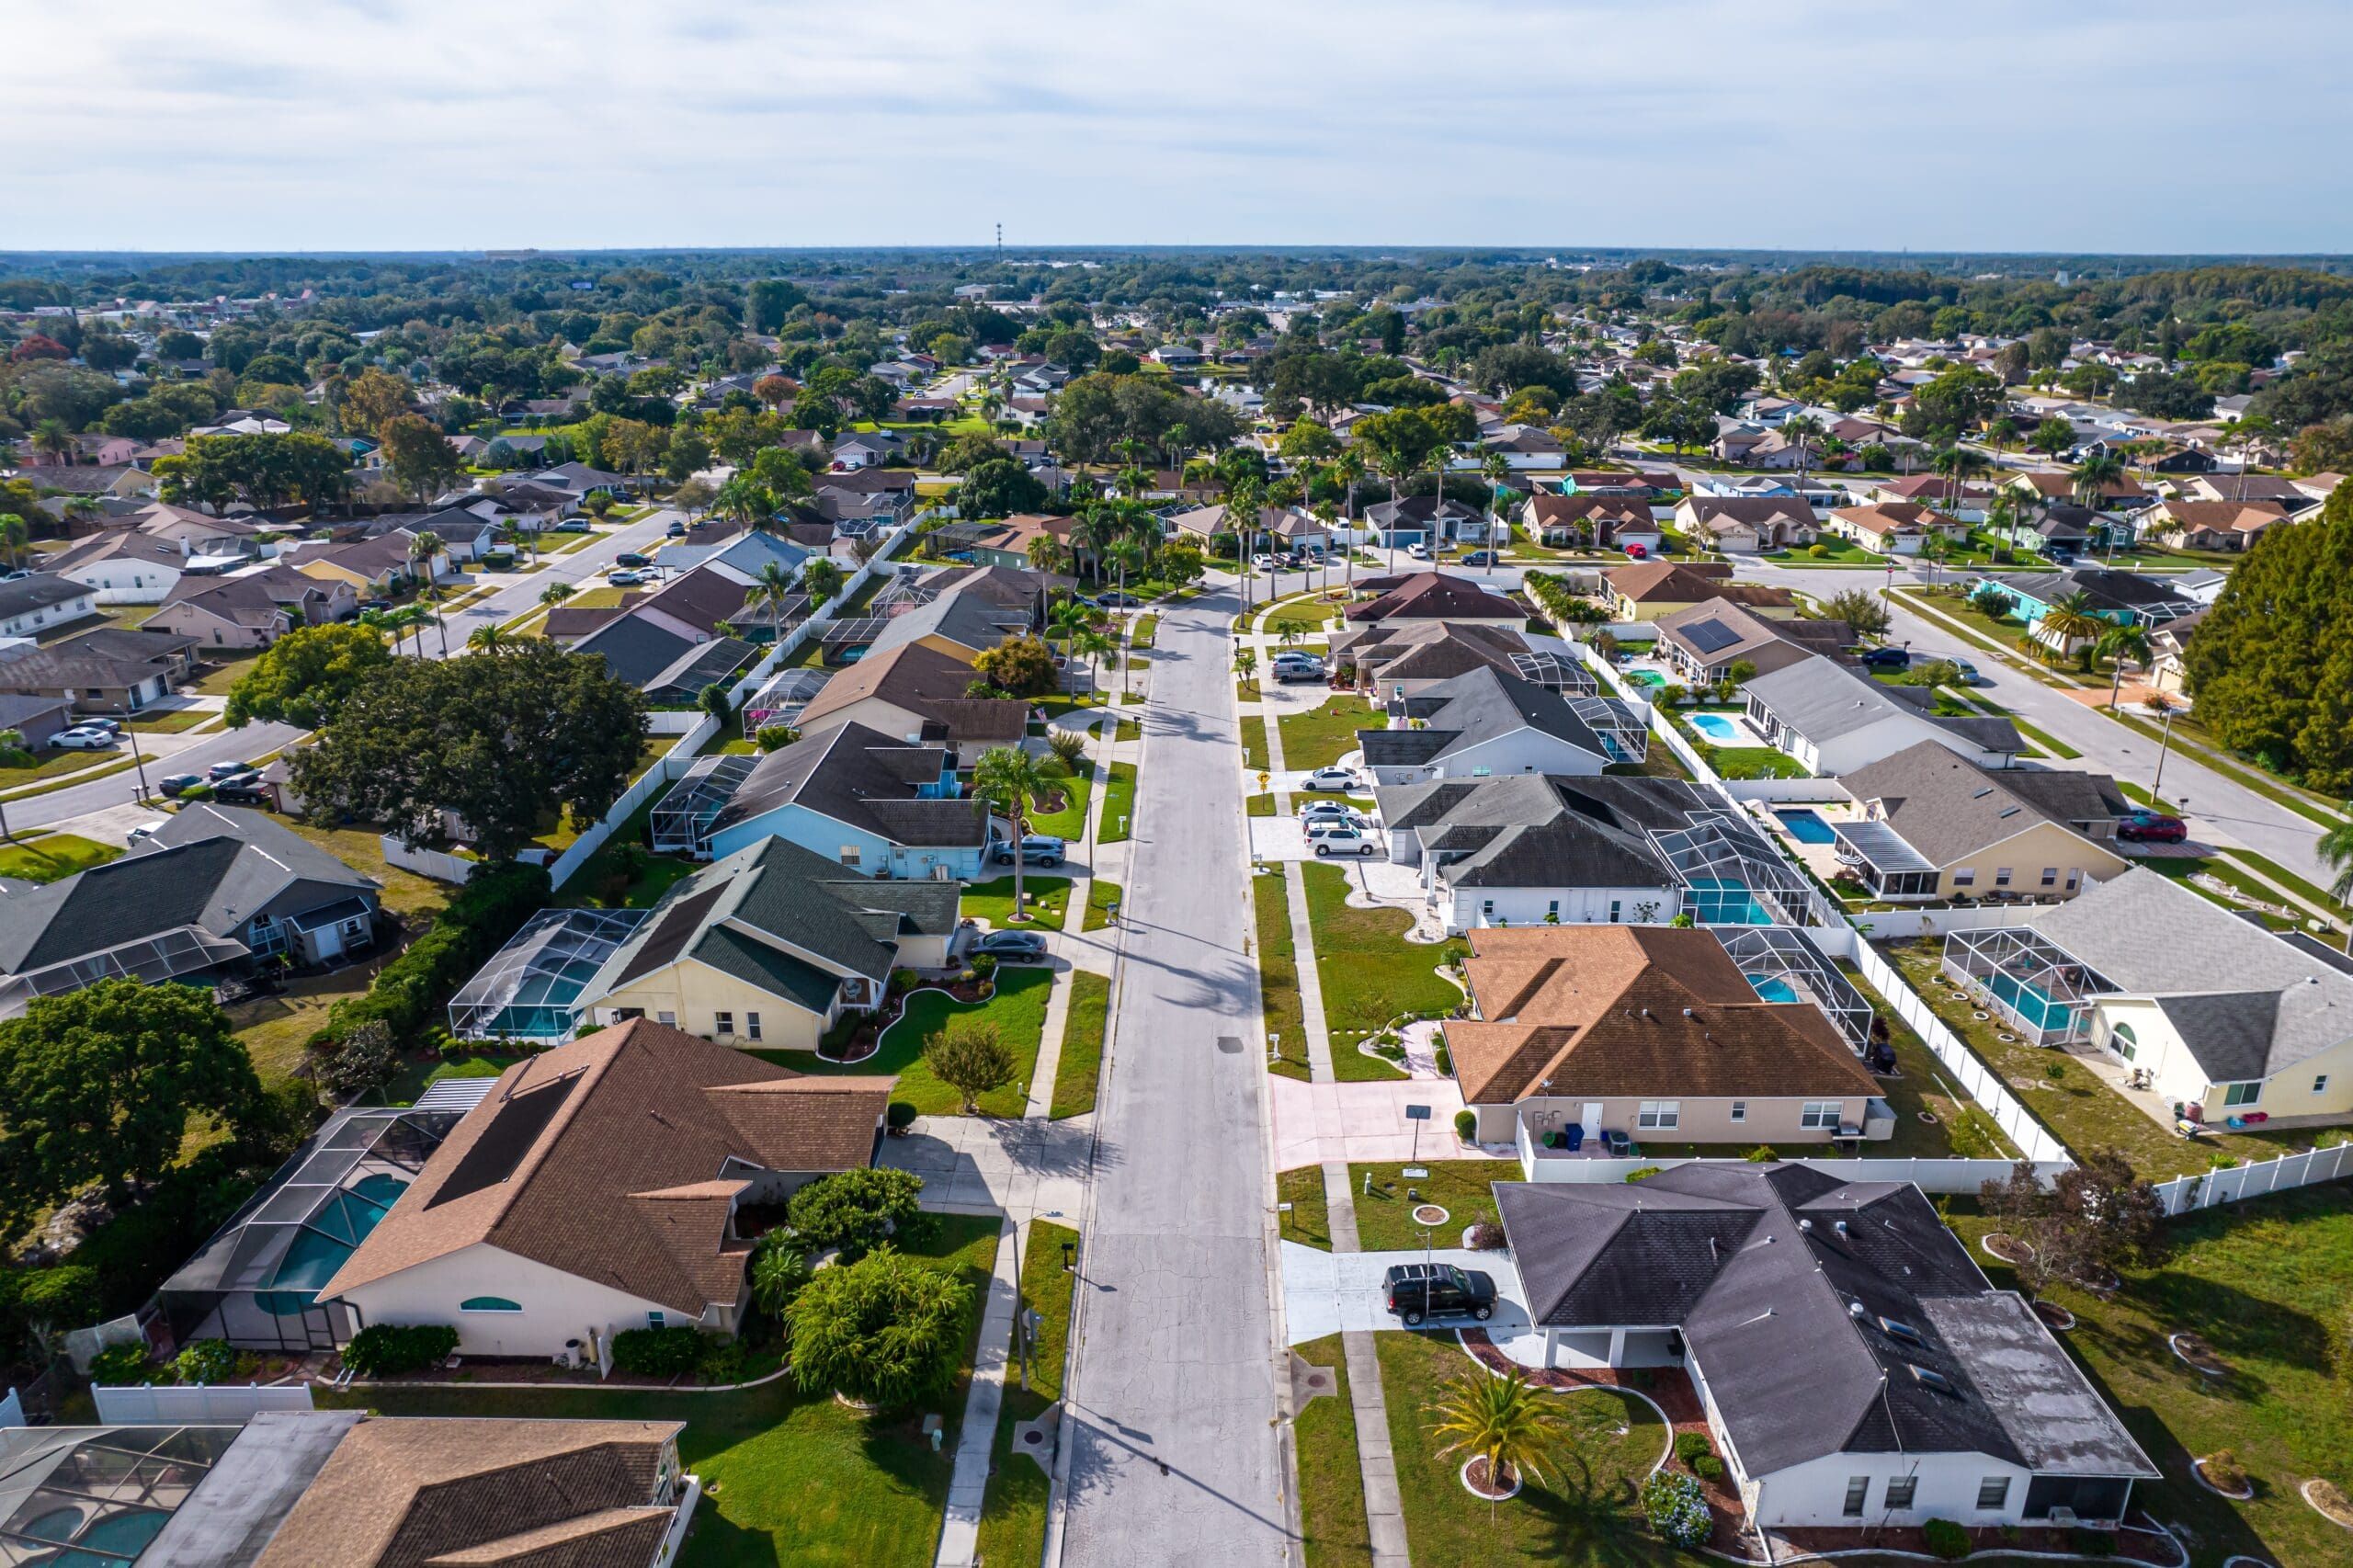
1776,809,1837,845
1987,970,2075,1035
1688,712,1745,742
1685,878,1772,926
1625,670,1666,687
1746,975,1798,1003
51,1510,167,1568
255,1172,409,1317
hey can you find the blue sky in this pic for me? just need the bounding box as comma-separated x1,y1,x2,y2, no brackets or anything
6,0,2348,254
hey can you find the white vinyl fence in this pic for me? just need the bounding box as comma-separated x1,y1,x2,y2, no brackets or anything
1845,902,2063,942
1517,1126,2056,1194
2150,1139,2353,1217
93,1382,314,1425
1722,777,1852,804
380,839,480,883
546,715,721,892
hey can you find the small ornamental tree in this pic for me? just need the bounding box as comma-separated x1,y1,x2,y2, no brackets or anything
786,1167,925,1260
786,1244,972,1406
972,633,1058,699
924,1018,1017,1115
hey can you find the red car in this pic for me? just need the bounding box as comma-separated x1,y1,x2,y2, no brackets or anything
2117,812,2187,844
1623,541,1649,560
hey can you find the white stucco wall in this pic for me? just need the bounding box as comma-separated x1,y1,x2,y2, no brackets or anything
330,1242,733,1361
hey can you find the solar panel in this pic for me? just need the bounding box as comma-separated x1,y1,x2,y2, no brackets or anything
426,1074,579,1208
1683,619,1742,655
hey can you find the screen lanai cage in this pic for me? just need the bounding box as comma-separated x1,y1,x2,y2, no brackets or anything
1713,925,1877,1052
1648,810,1825,928
650,753,757,857
1940,926,2109,1043
1570,696,1649,765
0,1424,238,1566
742,666,832,733
154,1107,457,1354
447,905,649,1041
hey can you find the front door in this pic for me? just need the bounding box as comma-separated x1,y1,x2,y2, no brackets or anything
1581,1102,1604,1139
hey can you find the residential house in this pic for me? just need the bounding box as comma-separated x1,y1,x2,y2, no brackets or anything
1742,656,2022,776
147,564,358,650
1449,926,1887,1146
1480,423,1566,470
2179,473,2327,513
282,531,445,596
1343,571,1525,631
1562,470,1678,502
1358,494,1486,547
830,430,905,471
1330,621,1539,702
0,803,380,1008
0,692,74,749
865,565,1045,663
2141,499,2289,552
2007,471,2154,511
46,530,202,605
1605,562,1793,623
0,625,199,712
533,460,632,500
1829,744,2131,903
2146,606,2206,696
1495,1166,2156,1528
319,1017,892,1356
1652,598,1848,685
703,718,990,875
1672,496,1819,553
790,640,1027,749
942,512,1073,570
574,609,755,704
1521,494,1658,551
1358,665,1619,784
1991,571,2200,652
131,502,273,559
0,574,97,640
24,463,153,501
544,592,645,647
1824,503,1960,557
1951,868,2353,1129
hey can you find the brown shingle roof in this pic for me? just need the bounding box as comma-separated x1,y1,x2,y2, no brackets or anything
794,639,1028,744
1342,571,1522,624
1607,562,1792,609
319,1019,890,1315
1444,926,1878,1107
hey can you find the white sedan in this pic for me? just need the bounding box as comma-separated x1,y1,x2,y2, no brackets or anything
53,726,121,750
1301,766,1358,792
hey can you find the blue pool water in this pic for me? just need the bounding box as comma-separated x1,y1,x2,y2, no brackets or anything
1686,878,1772,926
256,1172,409,1317
1988,971,2075,1034
47,1510,167,1568
1776,809,1837,845
1746,975,1799,1003
1626,670,1666,687
1689,712,1744,741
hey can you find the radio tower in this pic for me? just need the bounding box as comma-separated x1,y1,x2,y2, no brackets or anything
995,222,1003,258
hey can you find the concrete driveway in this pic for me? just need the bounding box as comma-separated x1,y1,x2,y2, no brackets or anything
1269,1075,1489,1170
1248,817,1382,863
1280,1243,1540,1354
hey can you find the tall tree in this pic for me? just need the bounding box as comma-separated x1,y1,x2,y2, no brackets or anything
381,415,463,503
972,744,1071,923
223,623,396,729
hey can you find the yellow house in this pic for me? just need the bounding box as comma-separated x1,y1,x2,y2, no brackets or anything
574,836,961,1051
1603,561,1800,623
1834,744,2131,903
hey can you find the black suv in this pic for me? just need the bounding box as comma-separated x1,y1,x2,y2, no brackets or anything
1382,1263,1497,1325
1858,646,1910,670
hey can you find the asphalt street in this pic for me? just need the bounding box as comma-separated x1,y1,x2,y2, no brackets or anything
1059,576,1292,1566
3,720,304,833
406,506,683,657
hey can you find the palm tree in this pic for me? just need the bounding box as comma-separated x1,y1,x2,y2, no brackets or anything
972,744,1070,925
1481,450,1514,550
2095,623,2153,709
2073,452,2126,559
745,560,800,638
539,581,574,608
2038,589,2107,670
748,1234,808,1321
1026,531,1068,575
1983,485,2026,565
801,557,845,608
1426,1368,1570,1523
2317,813,2353,904
28,419,74,466
416,584,451,657
1070,623,1114,698
1067,509,1107,585
468,624,516,654
1932,444,1987,512
406,530,444,591
1782,414,1824,495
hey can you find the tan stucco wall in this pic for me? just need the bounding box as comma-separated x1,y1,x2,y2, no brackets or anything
591,956,832,1051
1495,1093,1874,1145
1936,821,2128,901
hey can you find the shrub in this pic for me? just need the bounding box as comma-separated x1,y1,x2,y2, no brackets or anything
87,1342,160,1386
787,1167,926,1260
1641,1471,1711,1547
1744,1144,1777,1162
1465,1221,1506,1251
1807,542,1830,559
306,1018,398,1100
787,1244,973,1406
611,1325,703,1379
1675,1431,1714,1465
969,952,999,982
1922,1518,1972,1560
321,860,550,1048
923,1017,1017,1114
1453,1108,1478,1142
886,1100,918,1131
342,1323,458,1378
2200,1449,2250,1492
2069,1528,2116,1557
17,1264,99,1335
696,1334,749,1385
1045,730,1088,769
174,1338,237,1384
756,723,800,752
1623,1165,1664,1184
1694,1454,1724,1480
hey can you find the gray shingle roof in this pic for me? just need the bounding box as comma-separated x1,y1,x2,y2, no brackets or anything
1358,666,1610,770
709,719,986,848
1745,657,2021,754
1375,775,1714,891
1839,744,2124,867
0,574,91,619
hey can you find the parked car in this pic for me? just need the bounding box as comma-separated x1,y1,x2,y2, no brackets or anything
212,783,271,807
1271,647,1323,665
1382,1263,1496,1326
159,772,203,797
2117,810,2188,844
358,597,393,613
1859,647,1911,670
971,929,1051,961
1311,827,1378,857
1274,662,1325,684
612,551,653,568
665,521,688,539
1950,658,1984,684
53,727,119,750
1461,550,1500,567
1623,541,1649,559
1405,541,1431,560
1093,591,1142,608
992,834,1068,867
1250,552,1276,571
1300,766,1358,791
75,717,123,735
607,569,647,586
1297,801,1365,824
208,761,261,781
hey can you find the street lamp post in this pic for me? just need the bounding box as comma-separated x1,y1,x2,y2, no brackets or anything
2151,706,2178,801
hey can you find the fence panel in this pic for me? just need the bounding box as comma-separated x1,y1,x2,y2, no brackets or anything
1849,939,2073,1167
92,1383,314,1425
1722,778,1853,804
546,715,719,892
1521,1151,2061,1193
379,837,478,884
2152,1140,2353,1218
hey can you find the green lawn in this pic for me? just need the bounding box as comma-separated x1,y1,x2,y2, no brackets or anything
192,649,267,696
274,816,451,919
1098,761,1137,842
554,792,699,909
0,744,136,788
1279,1165,1335,1250
1349,1161,1520,1252
1302,865,1462,1062
792,968,1052,1118
1279,697,1376,771
1244,716,1270,775
321,1214,1003,1568
1130,614,1157,648
1379,1331,1670,1568
1266,595,1345,632
1945,1187,2353,1568
1051,970,1108,1119
1029,772,1093,839
1254,866,1308,1080
0,833,120,883
1836,962,2019,1161
1081,878,1123,932
973,1221,1080,1568
125,708,214,733
1294,1333,1375,1568
1766,538,1881,565
962,872,1069,928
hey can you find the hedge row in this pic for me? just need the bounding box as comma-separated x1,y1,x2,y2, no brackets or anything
316,859,550,1048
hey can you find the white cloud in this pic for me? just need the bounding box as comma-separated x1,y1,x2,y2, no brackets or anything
3,0,2347,252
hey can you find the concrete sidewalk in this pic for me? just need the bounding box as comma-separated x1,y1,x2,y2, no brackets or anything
937,1217,1021,1568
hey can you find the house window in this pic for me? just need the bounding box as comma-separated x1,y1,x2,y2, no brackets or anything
2040,867,2059,887
1884,1476,1917,1511
715,1011,734,1037
2065,869,2081,892
657,1011,676,1028
2110,1023,2137,1061
745,1012,762,1040
2221,1081,2262,1108
1843,1477,1870,1517
1995,867,2013,888
1801,1101,1842,1130
1608,900,1622,924
1637,1101,1679,1131
1976,1477,2010,1511
2314,1074,2330,1096
648,1311,665,1329
1952,869,1975,888
1546,899,1559,919
839,846,861,868
1730,1101,1746,1123
460,1296,522,1312
1482,900,1495,919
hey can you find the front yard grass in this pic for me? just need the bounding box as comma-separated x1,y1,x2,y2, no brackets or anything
1254,865,1308,1080
1348,1161,1520,1252
1944,1187,2353,1568
1881,940,2311,1178
1279,1165,1334,1250
1302,863,1461,1051
275,816,450,918
191,649,267,696
1294,1332,1375,1568
1097,761,1137,842
1081,878,1122,932
1051,970,1108,1119
789,966,1051,1118
0,745,128,789
0,832,120,883
973,1220,1079,1568
1265,595,1344,632
1379,1330,1668,1568
323,1213,1004,1568
1279,696,1375,770
1029,771,1093,839
962,872,1070,929
125,708,213,733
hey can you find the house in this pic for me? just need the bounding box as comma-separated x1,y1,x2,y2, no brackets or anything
790,639,1029,749
2146,606,2206,696
0,574,97,639
1652,598,1848,685
0,692,74,749
1522,494,1658,551
0,625,199,712
1605,562,1793,623
1149,343,1204,367
146,563,358,650
830,430,905,470
1829,744,2131,903
533,460,632,499
2179,473,2326,512
940,512,1073,570
1377,774,1730,933
1824,503,1960,557
1449,926,1887,1146
2141,499,2288,552
1672,496,1819,552
1358,494,1485,546
319,1017,892,1356
1342,570,1524,630
1986,503,2105,559
1480,423,1566,470
1949,868,2353,1129
574,610,756,704
704,718,990,875
1860,474,1997,516
131,502,274,558
1494,1166,2157,1528
0,803,380,1007
282,530,445,595
1562,470,1678,501
2007,470,2154,510
865,565,1045,662
1743,656,2022,775
1358,665,1619,784
1329,621,1539,702
1992,569,2200,639
25,463,153,500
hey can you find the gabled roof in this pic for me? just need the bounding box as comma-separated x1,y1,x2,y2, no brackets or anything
1343,571,1523,624
1652,599,1840,674
709,718,986,847
793,639,1028,744
0,574,94,619
1377,774,1713,892
1358,665,1611,770
1839,744,2127,867
1745,656,2020,755
1341,621,1530,685
319,1017,890,1313
1608,562,1790,609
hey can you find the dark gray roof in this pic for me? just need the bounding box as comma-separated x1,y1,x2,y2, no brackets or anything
1839,744,2124,866
1376,775,1715,891
710,718,986,848
867,577,1035,658
0,574,94,619
1359,666,1610,770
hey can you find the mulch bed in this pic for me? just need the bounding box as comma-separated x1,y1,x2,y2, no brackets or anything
2169,1332,2231,1378
1461,1455,1518,1499
2303,1477,2353,1529
1984,1231,2034,1265
324,1353,782,1391
1770,1513,2181,1565
2033,1299,2078,1330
